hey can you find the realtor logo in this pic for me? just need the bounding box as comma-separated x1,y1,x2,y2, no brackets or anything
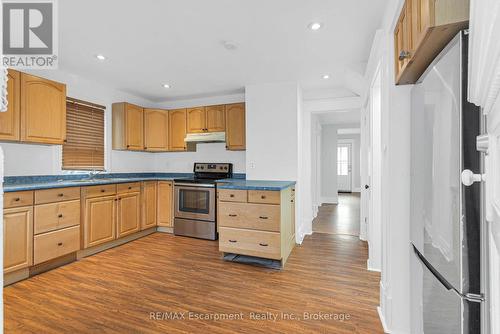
2,0,58,69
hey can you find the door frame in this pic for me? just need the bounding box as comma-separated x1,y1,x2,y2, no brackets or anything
337,140,354,193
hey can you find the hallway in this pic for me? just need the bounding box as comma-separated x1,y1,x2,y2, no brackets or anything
313,193,360,236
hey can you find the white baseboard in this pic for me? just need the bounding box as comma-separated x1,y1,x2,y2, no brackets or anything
377,306,391,333
367,259,381,272
321,196,338,204
353,187,361,193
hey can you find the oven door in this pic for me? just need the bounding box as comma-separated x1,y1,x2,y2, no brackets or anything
174,184,215,221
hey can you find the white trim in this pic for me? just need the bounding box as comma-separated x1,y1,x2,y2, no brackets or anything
377,307,390,334
367,259,381,272
353,187,361,193
321,196,338,204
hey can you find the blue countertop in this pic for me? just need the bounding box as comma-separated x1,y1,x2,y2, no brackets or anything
216,179,296,191
2,173,192,192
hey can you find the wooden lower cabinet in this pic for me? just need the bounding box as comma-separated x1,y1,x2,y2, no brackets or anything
4,206,33,274
34,226,80,265
117,192,141,238
84,195,117,248
157,181,173,227
141,181,157,230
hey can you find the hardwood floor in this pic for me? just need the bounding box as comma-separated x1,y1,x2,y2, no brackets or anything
313,193,361,236
4,232,382,333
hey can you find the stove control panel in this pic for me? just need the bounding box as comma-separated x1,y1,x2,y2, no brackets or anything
194,163,232,173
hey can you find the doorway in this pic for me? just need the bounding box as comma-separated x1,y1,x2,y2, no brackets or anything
337,143,352,192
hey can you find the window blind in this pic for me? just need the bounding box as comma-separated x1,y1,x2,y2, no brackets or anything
62,97,105,170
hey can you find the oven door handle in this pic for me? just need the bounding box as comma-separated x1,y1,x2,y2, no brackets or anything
174,183,215,188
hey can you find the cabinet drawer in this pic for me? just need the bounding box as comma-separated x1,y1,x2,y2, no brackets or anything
4,191,34,208
218,189,247,202
219,202,280,232
117,182,141,194
83,184,116,198
219,227,281,260
35,187,80,204
34,226,80,265
248,190,280,205
34,200,80,234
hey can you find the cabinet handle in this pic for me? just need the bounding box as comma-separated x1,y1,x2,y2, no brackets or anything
259,243,268,247
57,242,63,246
399,50,411,61
259,216,268,220
291,200,294,203
261,195,266,199
229,239,237,243
114,199,118,201
228,214,237,217
101,189,105,192
14,197,20,202
58,193,64,197
128,186,132,190
127,145,130,148
230,194,235,198
118,198,122,200
58,214,63,218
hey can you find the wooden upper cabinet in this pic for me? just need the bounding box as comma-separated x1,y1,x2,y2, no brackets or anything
395,0,470,84
20,73,66,144
169,109,188,151
4,206,33,273
112,102,144,151
187,107,206,133
157,181,173,227
144,109,169,151
0,69,21,141
206,105,226,132
225,103,246,151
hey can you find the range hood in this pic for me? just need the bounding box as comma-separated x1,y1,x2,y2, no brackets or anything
184,132,226,143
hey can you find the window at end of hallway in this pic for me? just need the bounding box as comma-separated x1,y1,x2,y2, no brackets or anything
62,98,105,171
337,146,348,176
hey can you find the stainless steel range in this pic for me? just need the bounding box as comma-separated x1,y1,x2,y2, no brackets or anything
173,163,233,240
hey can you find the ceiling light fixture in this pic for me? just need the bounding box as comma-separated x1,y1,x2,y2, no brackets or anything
162,83,171,89
323,74,330,79
95,54,106,61
221,40,237,51
308,22,322,31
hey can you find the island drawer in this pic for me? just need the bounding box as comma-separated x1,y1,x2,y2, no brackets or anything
218,202,280,232
34,200,81,234
248,190,280,205
34,225,80,265
4,191,34,208
219,227,281,260
35,187,81,204
218,189,247,202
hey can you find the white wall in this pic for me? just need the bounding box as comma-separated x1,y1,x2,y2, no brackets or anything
1,68,156,176
320,124,338,204
338,133,361,192
245,82,299,181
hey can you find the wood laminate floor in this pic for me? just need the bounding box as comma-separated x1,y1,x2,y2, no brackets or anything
313,193,361,236
4,232,382,333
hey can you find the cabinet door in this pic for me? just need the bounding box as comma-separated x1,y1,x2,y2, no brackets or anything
225,103,246,150
169,109,187,151
0,69,20,141
394,1,412,81
84,195,116,248
20,73,66,144
412,0,433,50
144,109,169,151
125,103,144,150
187,107,206,133
142,181,157,230
117,192,141,238
4,206,33,273
206,105,226,132
157,181,173,227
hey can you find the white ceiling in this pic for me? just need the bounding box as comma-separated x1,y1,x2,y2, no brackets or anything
59,0,387,102
317,109,361,125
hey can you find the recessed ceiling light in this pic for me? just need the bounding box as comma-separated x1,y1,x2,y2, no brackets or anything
162,84,171,89
95,54,106,61
322,74,330,79
221,40,237,51
308,22,323,31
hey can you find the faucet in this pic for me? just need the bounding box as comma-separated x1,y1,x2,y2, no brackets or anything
88,169,102,180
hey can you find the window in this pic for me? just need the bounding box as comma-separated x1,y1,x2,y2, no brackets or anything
62,97,105,170
337,146,349,176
